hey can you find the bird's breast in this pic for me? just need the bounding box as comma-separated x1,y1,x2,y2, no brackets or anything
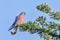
16,17,24,26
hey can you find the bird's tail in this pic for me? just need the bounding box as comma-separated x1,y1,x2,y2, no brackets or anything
8,23,18,35
10,26,18,35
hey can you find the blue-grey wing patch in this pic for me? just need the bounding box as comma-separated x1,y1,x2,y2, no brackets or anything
8,17,17,31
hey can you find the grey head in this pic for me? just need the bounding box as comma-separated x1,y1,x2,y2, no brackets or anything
19,12,26,16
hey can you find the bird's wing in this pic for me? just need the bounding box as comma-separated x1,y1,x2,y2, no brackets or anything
8,16,17,31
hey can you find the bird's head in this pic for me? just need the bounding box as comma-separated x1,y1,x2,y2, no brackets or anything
19,12,26,16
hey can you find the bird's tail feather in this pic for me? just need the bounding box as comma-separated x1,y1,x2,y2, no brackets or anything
8,22,18,35
10,26,18,35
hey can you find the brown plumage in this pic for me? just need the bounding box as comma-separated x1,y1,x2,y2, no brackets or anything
8,12,26,35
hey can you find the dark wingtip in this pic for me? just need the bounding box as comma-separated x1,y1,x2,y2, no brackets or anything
8,29,10,31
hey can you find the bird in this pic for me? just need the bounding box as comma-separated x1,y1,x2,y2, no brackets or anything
8,12,26,35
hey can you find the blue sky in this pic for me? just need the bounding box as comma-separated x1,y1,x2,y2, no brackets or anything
0,0,60,40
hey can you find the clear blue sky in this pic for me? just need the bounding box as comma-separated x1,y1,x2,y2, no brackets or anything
0,0,60,40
